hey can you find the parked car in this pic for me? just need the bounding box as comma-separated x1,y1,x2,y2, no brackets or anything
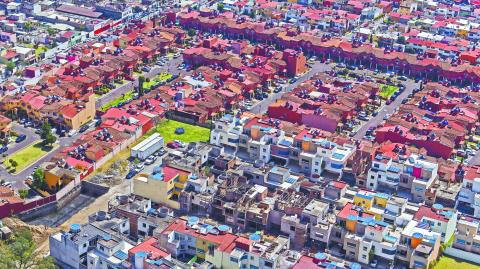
145,156,157,165
383,114,391,120
398,76,408,81
126,169,136,179
142,66,151,72
134,163,144,173
167,141,180,149
16,134,27,143
79,125,89,133
0,146,8,154
68,129,77,137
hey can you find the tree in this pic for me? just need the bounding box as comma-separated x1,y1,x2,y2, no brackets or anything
137,76,145,96
6,61,15,72
18,189,28,199
0,230,56,269
9,159,17,169
43,133,56,147
32,168,48,190
217,3,224,12
188,28,196,37
46,28,56,36
397,35,406,44
39,121,51,140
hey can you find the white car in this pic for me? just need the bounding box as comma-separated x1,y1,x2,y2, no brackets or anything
145,156,157,165
68,129,77,137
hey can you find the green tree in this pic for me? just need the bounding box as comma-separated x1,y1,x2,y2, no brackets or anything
18,189,28,199
46,28,56,35
188,28,196,37
6,61,15,72
0,230,56,269
138,76,145,96
397,35,406,44
39,121,51,140
32,168,48,190
32,168,44,182
217,3,224,12
43,133,56,147
9,159,17,169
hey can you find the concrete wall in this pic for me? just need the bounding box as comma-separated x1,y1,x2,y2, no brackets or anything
443,247,480,265
81,181,110,197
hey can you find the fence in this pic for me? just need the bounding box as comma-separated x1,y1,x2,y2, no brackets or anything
443,247,480,265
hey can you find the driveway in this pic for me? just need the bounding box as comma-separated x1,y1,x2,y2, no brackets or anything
353,79,419,140
249,61,333,114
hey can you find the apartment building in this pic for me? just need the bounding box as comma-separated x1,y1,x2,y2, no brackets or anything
50,223,132,269
133,165,190,210
210,114,247,151
452,216,480,255
413,205,457,243
396,219,442,269
458,176,480,218
366,153,438,203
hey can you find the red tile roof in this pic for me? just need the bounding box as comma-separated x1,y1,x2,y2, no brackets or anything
128,237,169,260
162,166,189,182
414,205,449,223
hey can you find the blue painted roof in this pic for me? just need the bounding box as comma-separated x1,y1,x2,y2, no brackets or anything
249,234,261,241
218,225,230,232
113,250,128,260
278,139,292,147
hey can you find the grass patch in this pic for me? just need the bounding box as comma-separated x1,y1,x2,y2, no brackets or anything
150,119,210,143
379,84,399,99
434,256,480,269
35,46,48,58
3,141,51,172
144,73,172,90
99,91,135,112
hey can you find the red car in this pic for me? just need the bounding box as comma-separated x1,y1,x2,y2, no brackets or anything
167,141,180,149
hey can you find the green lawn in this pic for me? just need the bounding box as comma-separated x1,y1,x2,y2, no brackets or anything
99,91,135,112
151,120,210,143
3,141,51,172
379,84,399,99
35,46,48,58
434,256,480,269
144,73,172,90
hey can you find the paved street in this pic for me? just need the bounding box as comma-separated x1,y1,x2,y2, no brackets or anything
249,61,333,114
1,57,188,190
0,121,92,190
353,79,419,140
4,123,39,156
95,57,185,109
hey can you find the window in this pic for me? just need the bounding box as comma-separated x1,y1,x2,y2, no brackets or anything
370,183,374,187
373,163,379,168
230,257,239,263
315,162,319,165
143,223,147,228
371,175,375,179
363,247,368,251
264,261,273,268
362,255,367,259
290,226,295,232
